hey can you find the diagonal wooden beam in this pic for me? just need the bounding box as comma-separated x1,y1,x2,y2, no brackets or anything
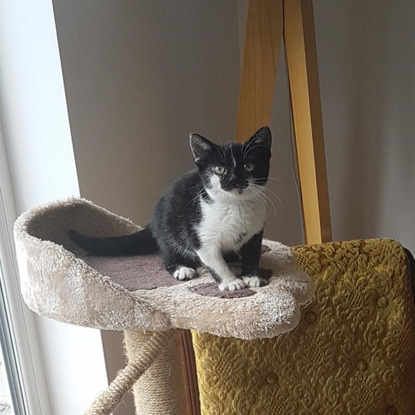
237,0,283,141
283,0,332,243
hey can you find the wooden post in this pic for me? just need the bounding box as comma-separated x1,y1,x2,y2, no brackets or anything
236,0,283,141
283,0,332,243
237,0,331,244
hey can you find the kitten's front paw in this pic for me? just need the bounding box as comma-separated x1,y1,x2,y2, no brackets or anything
218,279,246,291
242,275,268,288
173,267,196,281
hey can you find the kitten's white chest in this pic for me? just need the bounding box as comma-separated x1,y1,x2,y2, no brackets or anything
198,197,265,252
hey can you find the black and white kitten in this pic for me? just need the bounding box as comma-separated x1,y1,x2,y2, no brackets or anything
70,126,272,291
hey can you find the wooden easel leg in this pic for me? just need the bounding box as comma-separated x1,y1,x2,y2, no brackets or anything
237,0,283,140
283,0,332,244
237,0,331,244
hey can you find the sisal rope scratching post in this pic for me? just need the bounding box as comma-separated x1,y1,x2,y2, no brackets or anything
85,330,184,415
125,330,188,414
14,198,313,415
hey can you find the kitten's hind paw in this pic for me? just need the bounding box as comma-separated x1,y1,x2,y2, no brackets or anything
242,275,268,288
218,279,246,292
173,267,196,281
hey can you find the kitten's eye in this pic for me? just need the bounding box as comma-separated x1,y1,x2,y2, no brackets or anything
244,163,254,172
214,166,227,175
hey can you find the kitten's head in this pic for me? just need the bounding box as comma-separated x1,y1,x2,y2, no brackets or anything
189,127,272,200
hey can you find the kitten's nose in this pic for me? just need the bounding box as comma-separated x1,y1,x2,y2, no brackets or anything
229,176,239,186
228,174,247,190
228,175,237,185
232,179,246,190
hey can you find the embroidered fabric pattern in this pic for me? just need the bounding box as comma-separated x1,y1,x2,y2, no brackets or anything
192,239,415,415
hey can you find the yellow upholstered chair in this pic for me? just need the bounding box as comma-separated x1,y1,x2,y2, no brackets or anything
192,239,415,414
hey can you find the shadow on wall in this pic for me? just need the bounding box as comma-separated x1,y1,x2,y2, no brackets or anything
53,0,240,226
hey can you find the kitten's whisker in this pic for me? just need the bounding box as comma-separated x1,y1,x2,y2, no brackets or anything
242,136,257,158
249,184,281,212
254,177,283,182
248,186,277,216
186,183,204,191
254,182,287,193
252,177,286,192
260,186,284,200
221,142,231,162
255,189,278,215
243,144,263,158
218,137,227,161
258,189,278,214
268,185,286,194
247,186,266,208
213,144,226,163
184,187,205,209
261,188,284,207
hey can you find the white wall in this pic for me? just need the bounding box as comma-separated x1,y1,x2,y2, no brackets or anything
313,0,415,252
0,1,108,414
53,0,241,225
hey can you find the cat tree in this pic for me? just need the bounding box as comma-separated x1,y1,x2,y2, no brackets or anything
14,197,313,414
14,0,332,413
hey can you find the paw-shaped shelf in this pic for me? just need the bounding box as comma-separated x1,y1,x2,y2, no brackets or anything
14,198,313,340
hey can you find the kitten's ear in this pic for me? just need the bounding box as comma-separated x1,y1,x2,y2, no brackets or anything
245,126,272,150
189,133,215,163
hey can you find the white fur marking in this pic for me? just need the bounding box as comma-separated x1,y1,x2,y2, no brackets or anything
230,146,237,169
173,267,196,281
201,175,266,252
196,175,266,287
219,279,246,291
242,276,263,288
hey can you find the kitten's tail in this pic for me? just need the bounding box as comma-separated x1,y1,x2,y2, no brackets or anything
68,226,159,256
